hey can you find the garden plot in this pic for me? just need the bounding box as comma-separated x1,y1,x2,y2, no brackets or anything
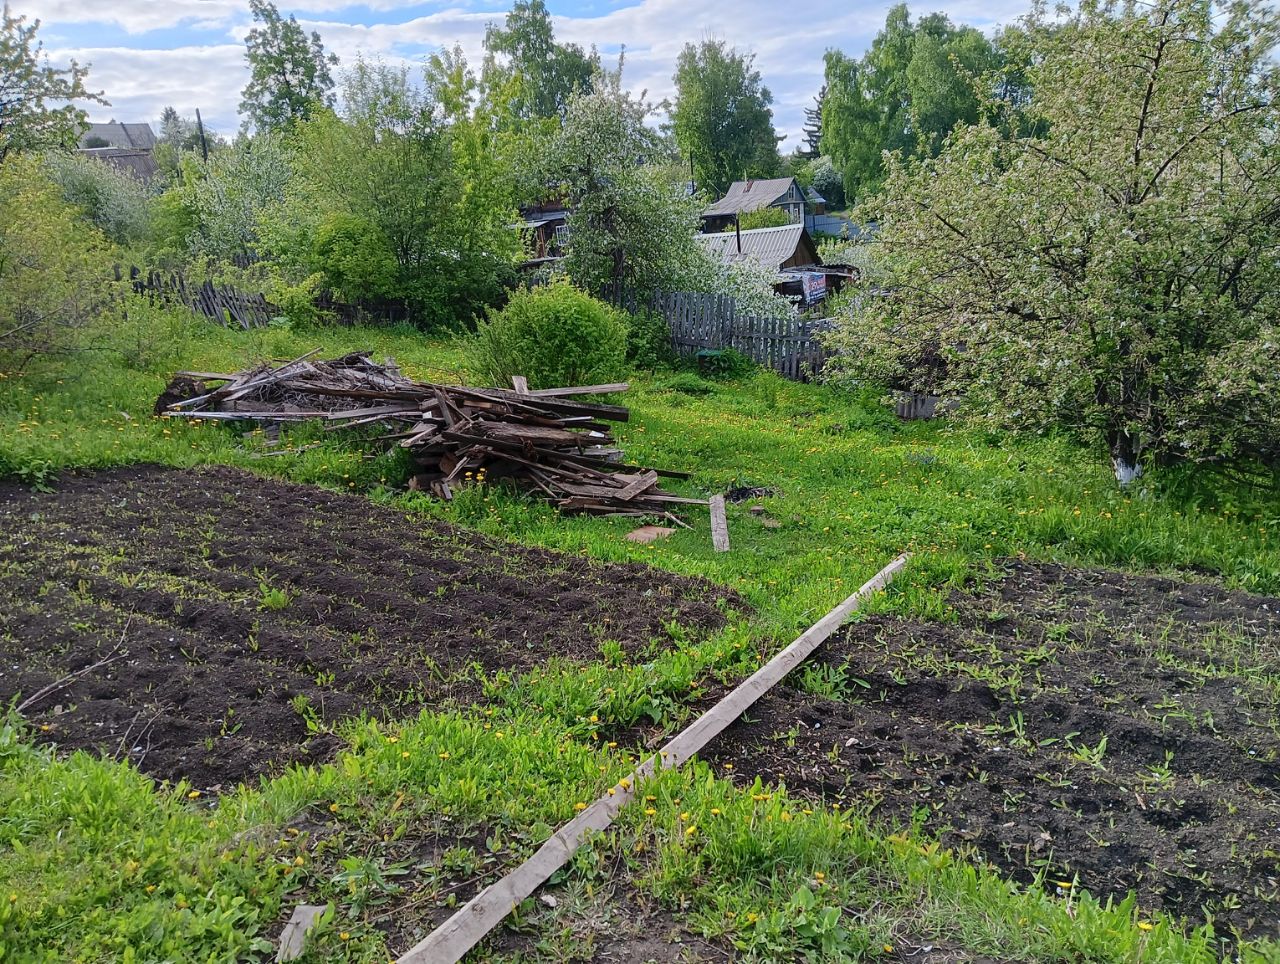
710,560,1280,940
0,465,737,789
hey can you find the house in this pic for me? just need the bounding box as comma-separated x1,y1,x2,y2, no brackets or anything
78,122,159,181
701,177,809,232
514,202,570,269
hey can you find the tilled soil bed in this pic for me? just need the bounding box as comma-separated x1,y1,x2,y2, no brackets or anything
0,465,738,788
711,560,1280,939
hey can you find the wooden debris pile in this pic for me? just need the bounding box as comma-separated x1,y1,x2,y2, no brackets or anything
160,350,701,518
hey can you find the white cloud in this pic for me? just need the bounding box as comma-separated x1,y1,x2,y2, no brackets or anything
25,0,1031,148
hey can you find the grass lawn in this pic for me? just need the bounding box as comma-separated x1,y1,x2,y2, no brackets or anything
1,313,1277,961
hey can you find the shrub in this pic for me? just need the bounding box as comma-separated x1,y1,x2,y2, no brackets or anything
0,156,115,373
625,308,675,370
472,281,628,390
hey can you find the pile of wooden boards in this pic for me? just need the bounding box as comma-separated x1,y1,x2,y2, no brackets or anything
159,350,704,519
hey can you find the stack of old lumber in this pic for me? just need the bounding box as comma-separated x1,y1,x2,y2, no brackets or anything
160,350,700,518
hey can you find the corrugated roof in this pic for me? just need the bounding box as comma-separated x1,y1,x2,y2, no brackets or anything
702,177,801,217
695,223,808,270
78,122,157,150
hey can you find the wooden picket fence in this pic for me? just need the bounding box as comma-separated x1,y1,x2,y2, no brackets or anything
119,266,274,329
117,266,411,329
601,283,829,382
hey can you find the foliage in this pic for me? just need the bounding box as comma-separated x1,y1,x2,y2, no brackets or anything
165,133,292,265
735,207,792,230
261,59,514,327
670,39,781,194
43,151,151,246
542,72,709,295
481,0,598,125
624,307,676,370
472,280,628,390
805,155,845,208
240,0,338,132
0,5,105,162
0,156,113,372
821,5,1001,201
830,0,1280,485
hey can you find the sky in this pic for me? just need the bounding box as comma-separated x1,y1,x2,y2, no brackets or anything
14,0,1028,151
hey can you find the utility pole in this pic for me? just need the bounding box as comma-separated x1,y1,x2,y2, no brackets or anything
195,108,210,163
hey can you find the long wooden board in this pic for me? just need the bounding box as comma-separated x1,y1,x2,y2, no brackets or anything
395,552,911,964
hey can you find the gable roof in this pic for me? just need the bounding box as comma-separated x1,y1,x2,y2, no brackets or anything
702,177,803,217
78,122,157,150
695,223,815,271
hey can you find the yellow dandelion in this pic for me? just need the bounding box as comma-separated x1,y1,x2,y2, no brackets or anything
187,790,201,799
644,808,656,816
1138,922,1154,931
329,803,339,813
574,802,587,811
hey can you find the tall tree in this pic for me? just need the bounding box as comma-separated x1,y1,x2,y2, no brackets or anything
800,85,826,159
239,0,337,131
821,4,999,201
0,4,105,163
829,0,1280,485
482,0,597,125
669,39,781,194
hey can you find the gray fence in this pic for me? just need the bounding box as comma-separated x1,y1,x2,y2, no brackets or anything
602,284,829,381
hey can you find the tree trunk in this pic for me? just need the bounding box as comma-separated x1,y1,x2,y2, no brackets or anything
1108,429,1144,486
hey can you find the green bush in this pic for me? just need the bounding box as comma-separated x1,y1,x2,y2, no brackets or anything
625,308,675,370
472,280,628,390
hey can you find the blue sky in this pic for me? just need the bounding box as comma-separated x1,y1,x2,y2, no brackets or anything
16,0,1028,149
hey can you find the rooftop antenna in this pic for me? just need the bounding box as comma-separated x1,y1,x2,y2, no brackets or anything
735,214,742,255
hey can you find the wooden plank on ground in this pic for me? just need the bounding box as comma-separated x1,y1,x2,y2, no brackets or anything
709,494,730,552
394,552,911,964
615,470,659,502
511,375,530,394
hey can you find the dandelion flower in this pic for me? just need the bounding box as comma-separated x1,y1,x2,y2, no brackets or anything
1138,922,1154,931
187,790,201,800
574,803,587,811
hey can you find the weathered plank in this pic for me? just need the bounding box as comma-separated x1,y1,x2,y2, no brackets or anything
709,494,730,552
394,553,911,964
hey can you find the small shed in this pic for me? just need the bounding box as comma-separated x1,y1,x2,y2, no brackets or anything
695,223,820,272
701,177,808,232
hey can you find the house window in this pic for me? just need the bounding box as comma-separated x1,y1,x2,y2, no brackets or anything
554,224,569,248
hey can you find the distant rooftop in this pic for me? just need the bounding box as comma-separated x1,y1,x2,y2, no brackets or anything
702,177,801,217
78,122,157,151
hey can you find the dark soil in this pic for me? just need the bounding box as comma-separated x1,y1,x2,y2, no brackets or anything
0,465,738,789
710,560,1280,939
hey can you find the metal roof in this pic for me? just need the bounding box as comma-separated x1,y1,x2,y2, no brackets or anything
702,177,802,217
78,122,157,150
695,224,809,270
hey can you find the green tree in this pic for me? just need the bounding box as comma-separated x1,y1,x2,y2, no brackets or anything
0,156,113,371
670,39,781,194
541,72,707,294
240,0,337,131
481,0,597,125
821,5,999,200
0,4,105,162
829,0,1280,485
43,152,151,246
263,59,513,325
